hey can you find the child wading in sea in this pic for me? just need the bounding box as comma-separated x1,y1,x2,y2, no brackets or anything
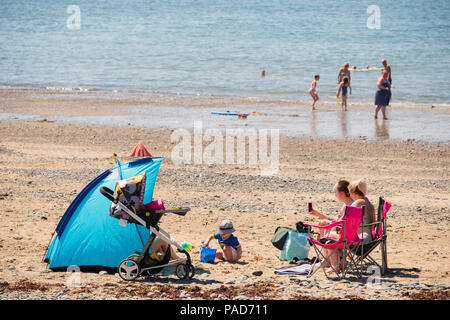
309,74,320,110
202,220,242,263
336,76,352,111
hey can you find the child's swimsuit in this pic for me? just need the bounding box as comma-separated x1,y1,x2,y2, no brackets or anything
309,81,316,93
213,233,240,250
213,233,240,261
342,85,348,95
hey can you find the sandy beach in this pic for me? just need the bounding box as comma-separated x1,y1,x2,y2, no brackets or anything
0,89,449,300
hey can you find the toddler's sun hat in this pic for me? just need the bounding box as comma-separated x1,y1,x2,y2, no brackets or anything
218,220,235,235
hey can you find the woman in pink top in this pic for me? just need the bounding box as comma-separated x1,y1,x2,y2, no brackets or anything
309,180,353,274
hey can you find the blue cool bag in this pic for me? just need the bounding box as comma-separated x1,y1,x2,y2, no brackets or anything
279,231,310,261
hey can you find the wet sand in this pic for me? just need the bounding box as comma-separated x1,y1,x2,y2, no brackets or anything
0,88,449,300
1,88,449,142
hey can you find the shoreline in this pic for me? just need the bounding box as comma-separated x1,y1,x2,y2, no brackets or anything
1,87,450,111
1,83,450,109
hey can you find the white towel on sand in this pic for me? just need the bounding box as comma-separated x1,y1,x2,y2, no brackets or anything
274,264,312,275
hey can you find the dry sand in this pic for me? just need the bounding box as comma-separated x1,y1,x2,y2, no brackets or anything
0,89,449,300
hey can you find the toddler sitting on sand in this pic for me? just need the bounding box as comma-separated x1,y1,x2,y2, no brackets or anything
202,220,242,263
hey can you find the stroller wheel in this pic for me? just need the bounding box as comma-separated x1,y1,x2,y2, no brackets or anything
175,264,189,280
188,264,195,279
118,259,141,281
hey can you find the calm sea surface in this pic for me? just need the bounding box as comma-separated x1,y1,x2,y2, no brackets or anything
1,0,449,105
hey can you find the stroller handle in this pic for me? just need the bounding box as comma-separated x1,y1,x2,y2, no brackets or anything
154,207,190,216
100,186,117,203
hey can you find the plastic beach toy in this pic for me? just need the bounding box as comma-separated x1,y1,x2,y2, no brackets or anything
211,111,249,116
200,242,216,263
181,241,192,253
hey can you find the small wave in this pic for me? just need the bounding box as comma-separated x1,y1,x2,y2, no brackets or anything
45,86,98,92
46,87,73,91
246,97,261,101
78,87,98,92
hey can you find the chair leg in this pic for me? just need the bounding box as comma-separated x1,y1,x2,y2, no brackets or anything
308,244,329,278
308,244,342,279
342,245,362,279
307,245,322,278
325,248,343,280
366,254,382,270
381,240,388,274
340,246,347,279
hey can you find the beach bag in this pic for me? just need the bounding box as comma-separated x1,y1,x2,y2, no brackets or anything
279,231,310,261
271,227,296,250
296,221,309,233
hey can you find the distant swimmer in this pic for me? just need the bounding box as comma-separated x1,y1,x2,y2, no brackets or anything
309,74,320,110
352,65,381,72
260,69,265,77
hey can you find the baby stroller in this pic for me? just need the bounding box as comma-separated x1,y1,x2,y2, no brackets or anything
100,173,195,281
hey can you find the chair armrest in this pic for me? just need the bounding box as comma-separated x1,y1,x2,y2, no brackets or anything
304,220,343,230
361,221,382,227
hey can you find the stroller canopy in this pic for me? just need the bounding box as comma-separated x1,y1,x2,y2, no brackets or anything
44,157,164,270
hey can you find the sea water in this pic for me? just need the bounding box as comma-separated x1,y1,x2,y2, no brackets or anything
1,0,449,105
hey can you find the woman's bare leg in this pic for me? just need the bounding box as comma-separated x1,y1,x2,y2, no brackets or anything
152,238,184,265
326,250,341,275
323,232,341,274
375,105,381,119
381,106,388,120
320,248,331,268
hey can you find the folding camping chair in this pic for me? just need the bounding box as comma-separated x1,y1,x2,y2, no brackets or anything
350,197,391,275
305,206,365,279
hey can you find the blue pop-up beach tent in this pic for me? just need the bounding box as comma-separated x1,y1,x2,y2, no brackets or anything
43,157,164,270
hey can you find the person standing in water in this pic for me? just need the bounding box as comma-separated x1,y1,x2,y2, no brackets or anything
374,70,391,120
382,59,392,105
309,74,320,110
381,59,391,83
336,76,352,111
337,62,351,85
